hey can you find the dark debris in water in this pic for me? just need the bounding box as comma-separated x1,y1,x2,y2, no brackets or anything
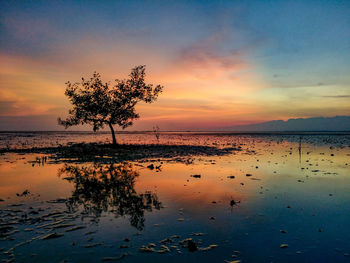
0,143,241,164
101,253,129,261
41,232,64,240
138,235,219,255
16,190,30,197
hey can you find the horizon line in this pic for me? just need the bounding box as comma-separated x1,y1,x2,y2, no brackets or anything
1,130,349,134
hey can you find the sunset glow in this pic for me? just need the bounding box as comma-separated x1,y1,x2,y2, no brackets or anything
1,1,349,131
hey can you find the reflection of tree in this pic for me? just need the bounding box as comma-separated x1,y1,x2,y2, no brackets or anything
58,162,162,230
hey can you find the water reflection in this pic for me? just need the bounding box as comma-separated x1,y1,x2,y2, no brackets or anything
58,162,162,230
1,134,349,263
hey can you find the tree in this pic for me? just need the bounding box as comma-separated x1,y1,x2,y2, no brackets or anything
58,65,163,145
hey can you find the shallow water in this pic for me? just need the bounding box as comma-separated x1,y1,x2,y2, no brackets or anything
0,133,350,262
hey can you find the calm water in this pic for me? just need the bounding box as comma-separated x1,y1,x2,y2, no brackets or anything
0,132,350,262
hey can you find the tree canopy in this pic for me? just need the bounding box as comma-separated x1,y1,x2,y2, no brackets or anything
58,65,163,144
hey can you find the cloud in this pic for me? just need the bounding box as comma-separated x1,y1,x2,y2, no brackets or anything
3,15,52,42
0,97,50,117
0,115,62,131
0,84,57,117
171,33,248,79
0,101,18,114
320,95,350,98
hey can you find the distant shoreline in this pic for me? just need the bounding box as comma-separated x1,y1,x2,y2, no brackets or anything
0,130,350,136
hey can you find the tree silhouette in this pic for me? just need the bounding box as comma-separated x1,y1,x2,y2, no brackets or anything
58,65,163,145
58,162,162,230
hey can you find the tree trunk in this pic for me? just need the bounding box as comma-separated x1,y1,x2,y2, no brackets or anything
108,123,117,145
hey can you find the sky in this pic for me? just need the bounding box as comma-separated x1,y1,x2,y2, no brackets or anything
0,0,349,131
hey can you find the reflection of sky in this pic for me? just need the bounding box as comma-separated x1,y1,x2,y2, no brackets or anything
1,137,350,262
0,0,349,130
